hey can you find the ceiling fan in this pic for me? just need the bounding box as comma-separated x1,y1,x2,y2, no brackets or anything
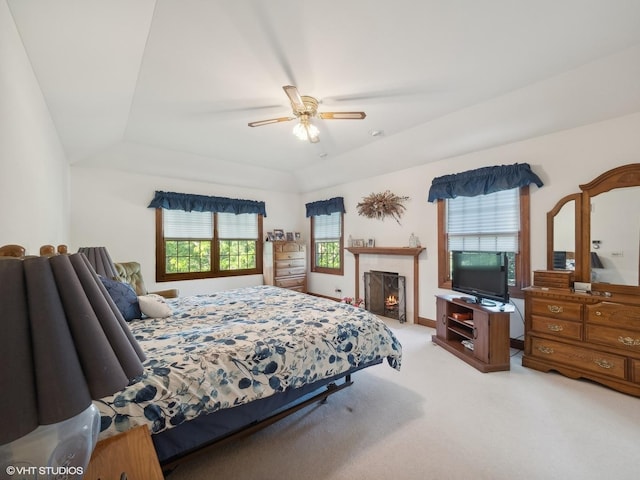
248,85,366,143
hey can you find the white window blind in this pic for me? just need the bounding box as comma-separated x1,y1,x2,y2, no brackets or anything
217,212,258,239
163,210,213,238
314,212,341,240
447,188,519,252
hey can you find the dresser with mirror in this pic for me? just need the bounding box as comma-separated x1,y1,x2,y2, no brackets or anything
523,163,640,397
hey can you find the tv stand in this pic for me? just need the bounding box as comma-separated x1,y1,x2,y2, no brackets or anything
432,295,512,372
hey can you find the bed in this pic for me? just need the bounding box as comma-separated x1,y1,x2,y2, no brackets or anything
94,285,402,468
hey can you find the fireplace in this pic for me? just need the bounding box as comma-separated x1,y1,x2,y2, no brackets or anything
364,271,406,323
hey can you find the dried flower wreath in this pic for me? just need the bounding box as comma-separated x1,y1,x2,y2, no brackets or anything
356,190,409,224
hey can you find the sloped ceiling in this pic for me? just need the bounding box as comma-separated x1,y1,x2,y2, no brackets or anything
8,0,640,192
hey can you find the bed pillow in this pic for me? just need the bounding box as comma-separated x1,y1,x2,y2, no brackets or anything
99,276,142,322
138,294,173,318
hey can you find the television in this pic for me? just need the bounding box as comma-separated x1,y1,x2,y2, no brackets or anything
451,251,509,306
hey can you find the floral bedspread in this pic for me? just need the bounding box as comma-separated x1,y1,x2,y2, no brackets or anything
96,285,402,439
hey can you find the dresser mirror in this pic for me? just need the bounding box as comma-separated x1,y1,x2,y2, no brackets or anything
546,193,581,277
579,163,640,295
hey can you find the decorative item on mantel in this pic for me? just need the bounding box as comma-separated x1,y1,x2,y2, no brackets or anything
356,190,409,224
408,233,421,248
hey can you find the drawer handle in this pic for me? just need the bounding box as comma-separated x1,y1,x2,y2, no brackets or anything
618,336,640,347
537,345,554,355
594,359,614,369
594,311,602,316
441,314,446,325
547,324,564,332
547,305,563,314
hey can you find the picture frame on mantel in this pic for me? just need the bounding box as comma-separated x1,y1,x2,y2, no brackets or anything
352,239,365,247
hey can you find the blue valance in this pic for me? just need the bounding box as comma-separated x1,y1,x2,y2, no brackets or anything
148,191,267,216
305,197,345,217
427,163,543,202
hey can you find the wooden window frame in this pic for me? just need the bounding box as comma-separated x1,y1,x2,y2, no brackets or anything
310,212,344,275
437,186,531,299
155,209,263,282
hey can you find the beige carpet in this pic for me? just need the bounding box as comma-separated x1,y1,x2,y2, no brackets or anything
167,320,640,480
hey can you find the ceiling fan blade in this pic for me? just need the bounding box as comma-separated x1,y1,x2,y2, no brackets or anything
322,85,440,104
248,116,295,127
283,85,306,113
319,112,367,120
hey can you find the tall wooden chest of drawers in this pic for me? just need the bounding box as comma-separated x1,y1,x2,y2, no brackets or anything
263,241,307,293
523,287,640,397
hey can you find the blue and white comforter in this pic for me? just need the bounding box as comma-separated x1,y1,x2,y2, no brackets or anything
96,285,402,439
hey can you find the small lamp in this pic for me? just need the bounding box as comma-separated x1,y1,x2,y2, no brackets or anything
78,246,119,279
0,253,145,476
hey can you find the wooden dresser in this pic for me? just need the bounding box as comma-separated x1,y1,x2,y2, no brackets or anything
263,241,307,292
523,287,640,397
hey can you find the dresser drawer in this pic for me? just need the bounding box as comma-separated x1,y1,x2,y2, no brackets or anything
586,324,640,353
585,302,640,330
275,276,305,289
282,242,305,253
276,266,306,277
273,242,304,253
530,298,582,321
275,251,306,261
530,315,582,340
275,258,305,269
530,337,626,380
632,359,640,384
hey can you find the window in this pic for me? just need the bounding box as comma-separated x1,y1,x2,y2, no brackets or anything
310,211,344,275
156,209,263,281
438,186,531,298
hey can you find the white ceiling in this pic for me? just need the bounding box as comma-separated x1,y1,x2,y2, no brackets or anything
8,0,640,192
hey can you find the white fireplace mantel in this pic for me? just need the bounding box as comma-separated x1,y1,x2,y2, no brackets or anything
345,247,426,323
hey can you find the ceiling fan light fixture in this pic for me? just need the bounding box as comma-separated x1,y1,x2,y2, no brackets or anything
249,86,364,143
293,116,319,142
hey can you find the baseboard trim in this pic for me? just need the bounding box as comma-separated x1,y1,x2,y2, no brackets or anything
416,316,435,328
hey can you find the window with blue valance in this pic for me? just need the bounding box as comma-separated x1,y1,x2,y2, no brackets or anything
427,163,543,202
148,191,267,216
305,197,345,217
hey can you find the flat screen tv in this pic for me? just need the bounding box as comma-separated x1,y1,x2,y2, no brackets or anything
451,251,509,306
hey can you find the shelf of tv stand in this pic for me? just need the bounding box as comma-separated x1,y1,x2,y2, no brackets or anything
432,295,512,372
447,320,474,340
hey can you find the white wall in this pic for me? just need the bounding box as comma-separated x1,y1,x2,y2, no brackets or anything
70,166,304,296
0,0,69,252
303,112,640,338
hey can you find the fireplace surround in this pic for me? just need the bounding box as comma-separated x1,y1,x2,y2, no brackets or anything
345,246,425,324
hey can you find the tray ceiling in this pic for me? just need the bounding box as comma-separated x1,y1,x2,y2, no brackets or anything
7,0,640,192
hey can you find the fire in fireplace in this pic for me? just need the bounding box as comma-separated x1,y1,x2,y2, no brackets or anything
364,270,406,322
